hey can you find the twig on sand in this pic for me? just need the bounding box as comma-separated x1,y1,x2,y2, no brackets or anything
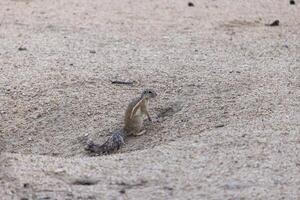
111,80,135,85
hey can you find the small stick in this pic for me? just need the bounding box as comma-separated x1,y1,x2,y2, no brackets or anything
215,124,225,128
111,80,134,85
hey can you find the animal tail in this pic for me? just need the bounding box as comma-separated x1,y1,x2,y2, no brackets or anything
85,130,125,155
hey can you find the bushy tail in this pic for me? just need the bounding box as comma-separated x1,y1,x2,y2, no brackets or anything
85,131,125,155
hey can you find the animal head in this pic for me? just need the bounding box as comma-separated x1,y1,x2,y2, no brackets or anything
141,89,157,99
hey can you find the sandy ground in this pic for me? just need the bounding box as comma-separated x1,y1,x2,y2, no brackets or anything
0,0,299,199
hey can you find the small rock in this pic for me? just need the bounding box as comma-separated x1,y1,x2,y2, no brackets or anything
224,181,241,190
266,20,280,27
23,183,29,188
215,124,225,128
89,50,96,54
72,178,99,185
188,2,194,7
290,0,295,5
163,186,174,191
54,168,66,174
119,189,126,194
51,152,59,156
34,113,42,119
18,47,27,51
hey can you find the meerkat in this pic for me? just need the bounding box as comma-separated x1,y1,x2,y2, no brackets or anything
85,89,157,154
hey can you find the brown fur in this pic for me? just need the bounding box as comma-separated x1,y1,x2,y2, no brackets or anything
85,89,157,155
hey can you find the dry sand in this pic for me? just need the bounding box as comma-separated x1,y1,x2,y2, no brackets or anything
0,0,299,199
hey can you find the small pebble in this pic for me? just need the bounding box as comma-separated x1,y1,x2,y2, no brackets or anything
224,181,241,190
290,0,295,5
267,20,280,26
119,189,126,194
215,124,225,128
188,2,194,7
163,186,174,191
18,47,27,51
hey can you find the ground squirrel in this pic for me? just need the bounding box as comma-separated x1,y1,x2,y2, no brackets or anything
85,89,157,154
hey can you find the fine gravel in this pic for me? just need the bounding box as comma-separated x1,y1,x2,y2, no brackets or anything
0,0,299,199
